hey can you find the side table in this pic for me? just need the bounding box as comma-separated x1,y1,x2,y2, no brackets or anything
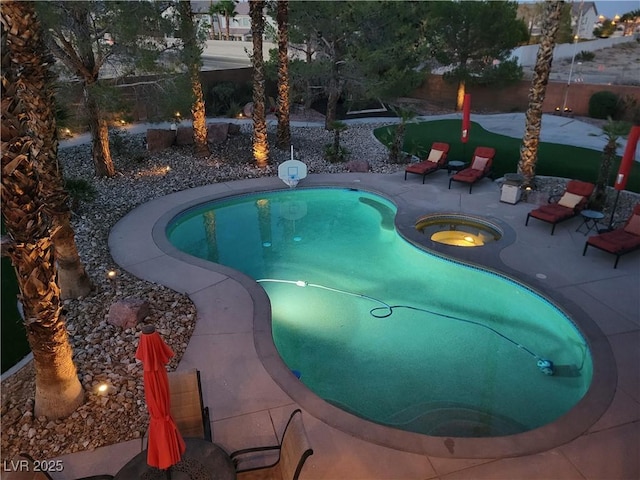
576,210,605,236
447,160,467,175
114,437,236,479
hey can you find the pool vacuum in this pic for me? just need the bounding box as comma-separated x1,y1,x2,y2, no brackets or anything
257,278,557,376
536,359,555,375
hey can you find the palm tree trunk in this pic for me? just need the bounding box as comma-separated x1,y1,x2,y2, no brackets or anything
191,75,210,157
51,221,93,298
518,1,564,188
276,0,291,149
250,0,269,168
591,128,618,210
178,0,210,157
1,0,84,419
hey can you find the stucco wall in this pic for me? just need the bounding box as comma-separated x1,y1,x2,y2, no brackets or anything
510,36,636,67
410,75,639,117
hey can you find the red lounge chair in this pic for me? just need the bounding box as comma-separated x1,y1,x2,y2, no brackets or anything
583,204,640,268
525,180,595,235
448,146,496,193
404,142,450,183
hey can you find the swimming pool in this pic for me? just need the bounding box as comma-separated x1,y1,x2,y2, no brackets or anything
167,188,592,438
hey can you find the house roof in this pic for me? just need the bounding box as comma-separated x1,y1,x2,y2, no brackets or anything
191,0,250,16
572,1,598,17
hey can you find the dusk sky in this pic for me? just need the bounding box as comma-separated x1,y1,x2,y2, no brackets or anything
594,1,639,18
518,1,639,18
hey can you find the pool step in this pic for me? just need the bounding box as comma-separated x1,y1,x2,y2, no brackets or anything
325,397,527,437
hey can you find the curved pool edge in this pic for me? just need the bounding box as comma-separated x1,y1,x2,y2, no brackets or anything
126,175,617,459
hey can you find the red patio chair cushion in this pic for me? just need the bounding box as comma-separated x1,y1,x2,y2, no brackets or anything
588,230,640,253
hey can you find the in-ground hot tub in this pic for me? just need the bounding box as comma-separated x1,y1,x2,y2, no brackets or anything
416,213,503,247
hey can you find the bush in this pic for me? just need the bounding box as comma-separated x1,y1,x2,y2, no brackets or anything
575,50,595,62
208,81,253,117
324,144,349,163
588,91,619,119
64,178,96,212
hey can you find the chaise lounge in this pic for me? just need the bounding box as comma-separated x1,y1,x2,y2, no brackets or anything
404,142,450,183
583,204,640,268
525,180,595,235
448,146,495,193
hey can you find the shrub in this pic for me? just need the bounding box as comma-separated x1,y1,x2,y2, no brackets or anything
588,91,619,119
226,101,242,118
208,81,253,117
324,144,349,163
64,178,96,212
575,50,595,62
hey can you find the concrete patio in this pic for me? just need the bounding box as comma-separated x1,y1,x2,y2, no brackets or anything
51,168,639,479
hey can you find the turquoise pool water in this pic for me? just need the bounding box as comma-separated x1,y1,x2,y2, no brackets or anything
167,188,592,437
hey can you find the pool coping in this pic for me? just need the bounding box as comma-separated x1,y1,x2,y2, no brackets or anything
149,176,617,459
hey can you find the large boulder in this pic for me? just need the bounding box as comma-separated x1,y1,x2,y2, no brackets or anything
207,123,230,144
175,126,194,145
107,299,150,330
346,159,370,173
243,102,254,117
146,129,175,152
228,123,241,135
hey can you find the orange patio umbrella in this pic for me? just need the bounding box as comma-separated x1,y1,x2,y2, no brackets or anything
135,325,186,471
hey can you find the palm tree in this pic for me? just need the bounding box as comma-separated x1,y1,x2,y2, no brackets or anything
178,0,210,158
250,0,269,168
388,105,418,163
325,120,348,163
210,0,238,40
276,0,291,149
620,10,640,36
590,119,620,211
1,0,84,419
518,1,564,189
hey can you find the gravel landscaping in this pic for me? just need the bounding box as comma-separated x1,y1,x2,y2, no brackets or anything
1,116,637,463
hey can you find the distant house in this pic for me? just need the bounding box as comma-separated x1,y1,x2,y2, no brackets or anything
191,1,275,41
572,1,598,39
517,2,598,41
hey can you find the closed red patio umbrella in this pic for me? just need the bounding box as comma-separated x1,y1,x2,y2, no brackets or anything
461,94,471,144
607,125,640,230
135,325,186,471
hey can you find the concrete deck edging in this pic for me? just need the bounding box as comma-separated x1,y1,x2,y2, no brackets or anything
110,173,619,460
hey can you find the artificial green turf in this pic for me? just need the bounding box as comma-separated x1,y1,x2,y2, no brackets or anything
1,256,29,373
374,120,640,193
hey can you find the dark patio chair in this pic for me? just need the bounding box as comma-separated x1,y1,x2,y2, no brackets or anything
448,146,496,193
167,368,212,441
230,409,314,480
525,180,595,235
583,204,640,268
404,142,450,183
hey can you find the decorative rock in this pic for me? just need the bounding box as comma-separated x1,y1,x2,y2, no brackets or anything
175,126,194,146
107,299,150,329
243,102,254,117
207,123,230,144
146,129,175,152
228,123,241,135
346,159,370,172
